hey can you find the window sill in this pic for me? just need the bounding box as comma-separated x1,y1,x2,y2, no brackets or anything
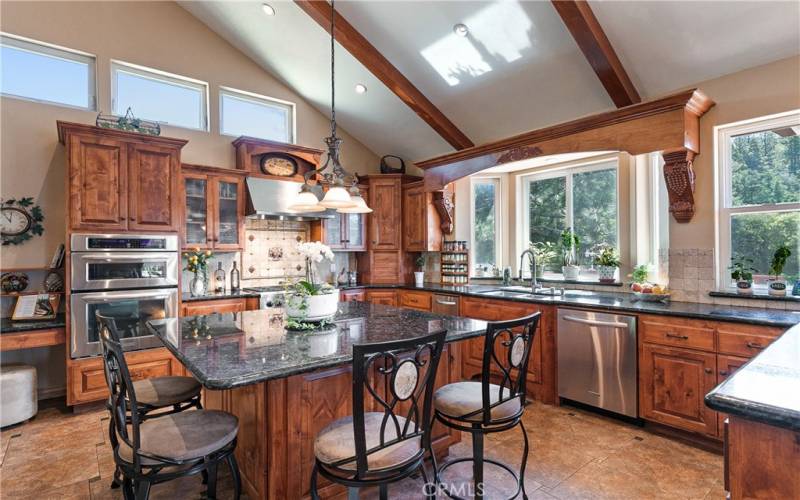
468,276,624,287
709,290,800,302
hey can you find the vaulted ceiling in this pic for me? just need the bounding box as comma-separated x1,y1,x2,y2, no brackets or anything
180,1,800,162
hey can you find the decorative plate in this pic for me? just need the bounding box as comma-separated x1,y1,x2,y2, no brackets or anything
260,153,298,177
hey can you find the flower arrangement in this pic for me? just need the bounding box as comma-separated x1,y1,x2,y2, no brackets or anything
184,248,214,296
285,242,339,322
594,247,621,283
296,241,335,284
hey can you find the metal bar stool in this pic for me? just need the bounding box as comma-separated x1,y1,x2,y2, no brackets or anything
96,313,204,489
430,312,542,500
97,313,241,500
310,329,448,500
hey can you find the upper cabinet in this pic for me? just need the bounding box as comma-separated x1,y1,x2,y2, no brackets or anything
59,121,187,233
321,210,367,252
366,176,403,250
181,164,245,250
402,181,442,252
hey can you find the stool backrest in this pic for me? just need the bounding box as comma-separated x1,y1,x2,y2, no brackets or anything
350,329,447,477
96,312,143,467
480,312,541,424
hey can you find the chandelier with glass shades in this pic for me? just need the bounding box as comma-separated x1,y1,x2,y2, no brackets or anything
288,0,372,214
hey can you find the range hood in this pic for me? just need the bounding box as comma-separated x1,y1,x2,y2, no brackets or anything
245,177,336,221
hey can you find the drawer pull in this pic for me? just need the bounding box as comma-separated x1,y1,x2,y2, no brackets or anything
436,300,458,306
665,332,689,340
746,341,764,350
719,370,729,376
704,368,713,374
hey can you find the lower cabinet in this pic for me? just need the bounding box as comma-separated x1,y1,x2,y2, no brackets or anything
180,297,258,316
459,297,555,404
340,289,366,302
365,289,398,306
67,348,184,405
639,343,718,436
398,290,432,311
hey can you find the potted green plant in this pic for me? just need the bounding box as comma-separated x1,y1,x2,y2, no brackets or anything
414,254,426,286
767,245,792,297
594,247,621,283
184,248,214,297
560,228,580,280
629,264,649,292
530,241,558,278
729,256,757,295
285,242,339,320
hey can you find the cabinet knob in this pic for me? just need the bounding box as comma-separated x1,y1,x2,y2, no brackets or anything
719,370,729,376
704,368,713,374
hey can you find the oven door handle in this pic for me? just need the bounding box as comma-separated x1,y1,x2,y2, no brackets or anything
76,289,177,302
79,253,176,262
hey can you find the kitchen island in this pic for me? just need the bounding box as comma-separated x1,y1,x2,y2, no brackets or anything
148,302,487,499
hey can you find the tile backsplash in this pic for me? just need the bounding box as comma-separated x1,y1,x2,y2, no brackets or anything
668,248,715,304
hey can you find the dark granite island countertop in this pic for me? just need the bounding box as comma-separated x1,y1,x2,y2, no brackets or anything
147,301,488,390
705,322,800,431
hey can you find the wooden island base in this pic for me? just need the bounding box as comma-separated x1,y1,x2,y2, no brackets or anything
203,340,464,499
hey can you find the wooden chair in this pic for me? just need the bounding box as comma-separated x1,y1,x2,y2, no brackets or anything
430,312,541,500
310,329,447,500
97,313,241,500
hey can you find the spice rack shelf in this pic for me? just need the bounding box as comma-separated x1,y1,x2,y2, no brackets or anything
440,241,470,285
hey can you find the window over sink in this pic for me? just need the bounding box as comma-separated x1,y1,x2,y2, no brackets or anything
521,160,619,278
716,110,800,289
470,177,502,274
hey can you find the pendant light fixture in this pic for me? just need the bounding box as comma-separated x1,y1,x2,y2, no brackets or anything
288,0,372,214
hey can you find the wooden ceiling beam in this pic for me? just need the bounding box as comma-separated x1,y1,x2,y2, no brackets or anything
551,0,641,108
295,0,474,150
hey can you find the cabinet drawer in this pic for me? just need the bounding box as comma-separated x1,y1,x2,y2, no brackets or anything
182,298,246,316
640,315,715,351
400,291,432,311
341,289,366,302
716,323,782,357
366,290,398,307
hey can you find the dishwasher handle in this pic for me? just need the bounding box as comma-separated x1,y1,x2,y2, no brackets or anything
561,315,630,329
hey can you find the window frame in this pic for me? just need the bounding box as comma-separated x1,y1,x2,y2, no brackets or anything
519,159,620,277
714,109,800,289
111,59,209,131
1,32,96,110
469,176,503,272
219,86,296,143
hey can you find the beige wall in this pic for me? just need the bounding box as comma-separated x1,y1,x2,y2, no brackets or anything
670,55,800,250
0,0,380,268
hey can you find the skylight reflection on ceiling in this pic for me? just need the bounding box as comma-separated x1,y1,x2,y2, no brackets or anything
420,1,533,87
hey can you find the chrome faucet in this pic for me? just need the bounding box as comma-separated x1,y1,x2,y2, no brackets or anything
519,249,538,293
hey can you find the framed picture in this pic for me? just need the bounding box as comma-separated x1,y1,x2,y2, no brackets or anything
12,293,60,321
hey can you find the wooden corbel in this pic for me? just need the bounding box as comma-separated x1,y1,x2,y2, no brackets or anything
432,190,455,235
662,149,696,223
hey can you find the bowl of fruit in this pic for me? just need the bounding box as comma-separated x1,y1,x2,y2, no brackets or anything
631,282,670,302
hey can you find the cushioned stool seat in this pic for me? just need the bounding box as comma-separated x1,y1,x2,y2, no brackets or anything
119,410,238,465
0,364,37,427
133,376,201,408
314,412,421,471
434,381,521,422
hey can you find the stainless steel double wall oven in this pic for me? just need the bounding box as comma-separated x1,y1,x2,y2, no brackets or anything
69,234,179,358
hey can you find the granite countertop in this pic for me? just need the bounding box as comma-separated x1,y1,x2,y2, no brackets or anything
340,283,800,328
705,322,800,431
148,302,487,390
0,313,67,333
181,290,260,302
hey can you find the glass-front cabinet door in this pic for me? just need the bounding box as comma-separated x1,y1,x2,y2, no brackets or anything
184,174,211,248
324,213,344,249
214,177,242,250
345,213,366,251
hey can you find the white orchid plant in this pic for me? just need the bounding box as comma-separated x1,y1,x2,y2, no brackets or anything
287,241,336,298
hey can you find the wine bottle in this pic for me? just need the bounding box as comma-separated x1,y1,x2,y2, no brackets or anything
214,262,225,292
230,261,240,293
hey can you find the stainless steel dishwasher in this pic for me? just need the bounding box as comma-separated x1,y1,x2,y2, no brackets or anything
431,294,460,315
557,309,637,417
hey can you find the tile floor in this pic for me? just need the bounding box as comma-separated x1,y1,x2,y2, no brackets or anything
0,399,724,499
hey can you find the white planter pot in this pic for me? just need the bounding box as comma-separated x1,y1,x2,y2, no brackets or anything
308,331,339,357
735,280,753,295
285,290,340,321
562,265,580,280
597,265,617,283
768,279,787,297
414,272,425,286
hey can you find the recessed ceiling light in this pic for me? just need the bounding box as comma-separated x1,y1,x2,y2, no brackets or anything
261,3,275,16
355,84,367,94
453,23,468,37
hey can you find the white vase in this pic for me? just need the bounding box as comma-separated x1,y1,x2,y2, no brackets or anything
286,290,340,321
414,272,425,286
562,265,580,280
597,265,617,283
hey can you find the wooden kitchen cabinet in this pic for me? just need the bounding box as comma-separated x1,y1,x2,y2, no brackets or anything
181,298,247,317
181,165,246,250
399,290,432,311
59,121,187,232
321,211,367,251
402,181,442,252
639,343,718,436
459,297,555,404
365,289,398,306
367,176,403,250
340,289,366,302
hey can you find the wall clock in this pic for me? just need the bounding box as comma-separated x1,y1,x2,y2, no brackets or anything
260,153,298,177
1,197,44,246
